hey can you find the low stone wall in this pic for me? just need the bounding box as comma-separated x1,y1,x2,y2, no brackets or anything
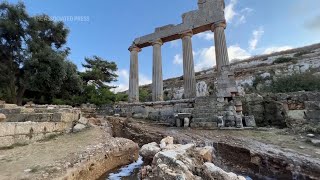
0,122,72,149
117,99,195,125
0,104,82,148
0,107,80,123
242,92,320,131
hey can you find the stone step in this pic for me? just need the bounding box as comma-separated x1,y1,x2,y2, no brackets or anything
192,118,218,122
190,122,218,129
193,113,219,118
193,109,218,113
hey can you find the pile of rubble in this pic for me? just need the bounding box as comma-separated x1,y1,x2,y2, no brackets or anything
139,136,246,180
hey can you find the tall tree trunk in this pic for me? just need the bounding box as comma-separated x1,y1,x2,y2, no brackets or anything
16,86,25,106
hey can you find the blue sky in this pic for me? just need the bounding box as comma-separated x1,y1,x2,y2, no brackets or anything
7,0,320,92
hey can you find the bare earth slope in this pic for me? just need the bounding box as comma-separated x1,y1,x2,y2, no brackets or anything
0,127,139,180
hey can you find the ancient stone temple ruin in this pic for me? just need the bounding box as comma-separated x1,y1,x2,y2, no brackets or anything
124,0,255,128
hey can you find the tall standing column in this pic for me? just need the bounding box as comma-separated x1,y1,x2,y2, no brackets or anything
152,39,163,101
181,31,196,98
128,45,141,103
212,21,230,73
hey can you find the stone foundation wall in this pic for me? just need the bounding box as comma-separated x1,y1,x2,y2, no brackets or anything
0,104,82,148
0,122,72,149
242,92,320,131
116,99,195,125
0,106,80,123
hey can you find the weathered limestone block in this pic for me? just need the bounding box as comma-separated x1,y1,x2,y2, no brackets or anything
140,142,161,162
73,124,86,132
305,110,320,120
201,162,246,180
0,113,6,122
160,136,174,149
244,115,256,127
305,101,320,110
195,146,214,162
0,104,18,109
184,117,190,127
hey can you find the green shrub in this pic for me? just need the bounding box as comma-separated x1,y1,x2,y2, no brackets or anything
273,57,296,64
52,98,67,105
139,88,151,102
269,72,320,93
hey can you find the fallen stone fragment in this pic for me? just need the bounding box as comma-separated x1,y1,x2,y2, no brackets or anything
201,162,246,180
311,139,320,147
160,136,174,149
78,117,88,125
307,134,315,138
140,142,161,162
73,124,86,132
0,113,6,122
195,146,214,162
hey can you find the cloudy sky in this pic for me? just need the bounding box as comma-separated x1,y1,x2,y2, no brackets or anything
8,0,320,92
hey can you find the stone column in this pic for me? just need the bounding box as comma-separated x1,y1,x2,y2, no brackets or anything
152,39,163,101
128,45,141,103
181,31,196,98
212,21,230,72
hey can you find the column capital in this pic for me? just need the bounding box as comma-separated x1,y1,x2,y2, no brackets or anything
151,39,163,46
128,44,141,52
181,30,193,38
211,21,227,31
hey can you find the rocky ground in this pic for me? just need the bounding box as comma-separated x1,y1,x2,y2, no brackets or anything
1,116,320,180
109,117,320,179
0,125,139,180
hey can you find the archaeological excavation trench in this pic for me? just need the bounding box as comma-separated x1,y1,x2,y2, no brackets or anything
100,116,320,180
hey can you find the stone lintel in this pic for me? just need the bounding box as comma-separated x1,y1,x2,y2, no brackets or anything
133,0,225,48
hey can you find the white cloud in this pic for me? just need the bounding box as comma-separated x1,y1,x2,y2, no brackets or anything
173,54,183,65
195,32,214,41
225,0,237,23
224,0,252,25
111,69,151,93
228,45,251,61
249,27,264,51
139,74,152,85
193,45,251,71
263,46,293,54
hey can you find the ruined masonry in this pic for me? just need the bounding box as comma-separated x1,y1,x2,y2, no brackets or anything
125,0,253,128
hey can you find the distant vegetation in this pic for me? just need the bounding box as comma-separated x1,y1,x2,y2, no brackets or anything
248,70,320,93
0,2,126,106
273,57,296,64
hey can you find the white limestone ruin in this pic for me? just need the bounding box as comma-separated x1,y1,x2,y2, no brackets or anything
128,0,232,102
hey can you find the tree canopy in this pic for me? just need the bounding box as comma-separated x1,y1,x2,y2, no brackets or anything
0,2,127,106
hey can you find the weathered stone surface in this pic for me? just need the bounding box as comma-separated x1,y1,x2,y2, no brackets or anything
195,146,214,162
0,113,6,122
78,117,88,125
244,115,256,127
73,124,86,132
310,139,320,147
201,162,246,180
160,136,174,149
139,142,161,162
133,0,225,47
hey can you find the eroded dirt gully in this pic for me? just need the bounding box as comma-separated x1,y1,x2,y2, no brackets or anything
107,116,320,180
